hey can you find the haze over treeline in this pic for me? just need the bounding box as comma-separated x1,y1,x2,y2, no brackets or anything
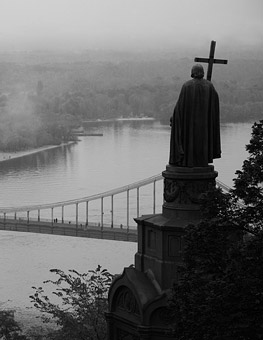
0,46,262,154
0,0,262,152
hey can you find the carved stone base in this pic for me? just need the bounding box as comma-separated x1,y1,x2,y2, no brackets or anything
106,267,175,339
134,165,218,290
162,164,218,220
107,165,219,338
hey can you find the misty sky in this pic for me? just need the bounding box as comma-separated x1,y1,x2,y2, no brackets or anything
0,0,262,51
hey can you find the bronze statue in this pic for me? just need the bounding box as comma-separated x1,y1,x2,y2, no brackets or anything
169,64,221,167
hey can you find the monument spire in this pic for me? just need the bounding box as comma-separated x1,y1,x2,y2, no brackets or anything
107,42,226,339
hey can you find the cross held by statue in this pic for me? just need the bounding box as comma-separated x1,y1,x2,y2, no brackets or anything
195,40,228,81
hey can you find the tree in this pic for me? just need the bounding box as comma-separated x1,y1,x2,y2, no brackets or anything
0,310,27,339
30,265,113,340
231,120,263,232
169,120,263,340
169,221,263,340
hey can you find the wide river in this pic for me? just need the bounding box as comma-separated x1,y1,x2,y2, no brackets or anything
0,120,253,207
0,120,254,326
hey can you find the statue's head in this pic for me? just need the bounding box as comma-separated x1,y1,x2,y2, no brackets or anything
191,64,204,79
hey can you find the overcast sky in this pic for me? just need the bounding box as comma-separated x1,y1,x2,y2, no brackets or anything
0,0,262,51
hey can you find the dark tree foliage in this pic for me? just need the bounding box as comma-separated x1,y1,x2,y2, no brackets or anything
169,223,263,340
200,186,234,222
0,310,27,339
231,120,263,232
169,120,263,340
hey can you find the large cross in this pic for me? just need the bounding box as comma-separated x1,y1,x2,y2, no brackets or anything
194,40,228,81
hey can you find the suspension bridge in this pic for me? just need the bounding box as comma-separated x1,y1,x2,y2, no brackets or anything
0,174,231,242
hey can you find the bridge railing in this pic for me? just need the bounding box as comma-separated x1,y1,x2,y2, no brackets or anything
0,175,232,230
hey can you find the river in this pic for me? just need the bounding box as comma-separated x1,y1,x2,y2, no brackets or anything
0,120,253,326
0,120,252,207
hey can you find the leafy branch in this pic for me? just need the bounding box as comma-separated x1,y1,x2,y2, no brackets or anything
30,265,113,340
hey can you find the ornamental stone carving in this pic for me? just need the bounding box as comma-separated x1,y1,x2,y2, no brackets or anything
164,177,215,204
163,178,181,202
114,287,140,316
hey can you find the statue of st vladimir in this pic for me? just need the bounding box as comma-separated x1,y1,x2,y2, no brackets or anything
169,64,221,167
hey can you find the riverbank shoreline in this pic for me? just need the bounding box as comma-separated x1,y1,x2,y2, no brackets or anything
0,141,77,163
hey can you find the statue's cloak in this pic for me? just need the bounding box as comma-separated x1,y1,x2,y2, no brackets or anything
169,78,221,167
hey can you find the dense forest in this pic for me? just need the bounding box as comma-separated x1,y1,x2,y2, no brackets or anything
0,48,262,151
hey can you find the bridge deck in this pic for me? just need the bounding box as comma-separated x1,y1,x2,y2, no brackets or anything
0,218,137,243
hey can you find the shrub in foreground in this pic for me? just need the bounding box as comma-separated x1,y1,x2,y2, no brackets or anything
30,265,113,340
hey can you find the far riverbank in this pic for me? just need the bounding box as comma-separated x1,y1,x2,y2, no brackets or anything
0,141,77,163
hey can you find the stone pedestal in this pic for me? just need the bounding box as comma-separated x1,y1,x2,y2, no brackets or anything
107,165,218,338
162,165,217,220
134,165,217,290
105,267,175,339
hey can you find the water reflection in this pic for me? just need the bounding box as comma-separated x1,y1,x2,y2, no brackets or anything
0,143,76,176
